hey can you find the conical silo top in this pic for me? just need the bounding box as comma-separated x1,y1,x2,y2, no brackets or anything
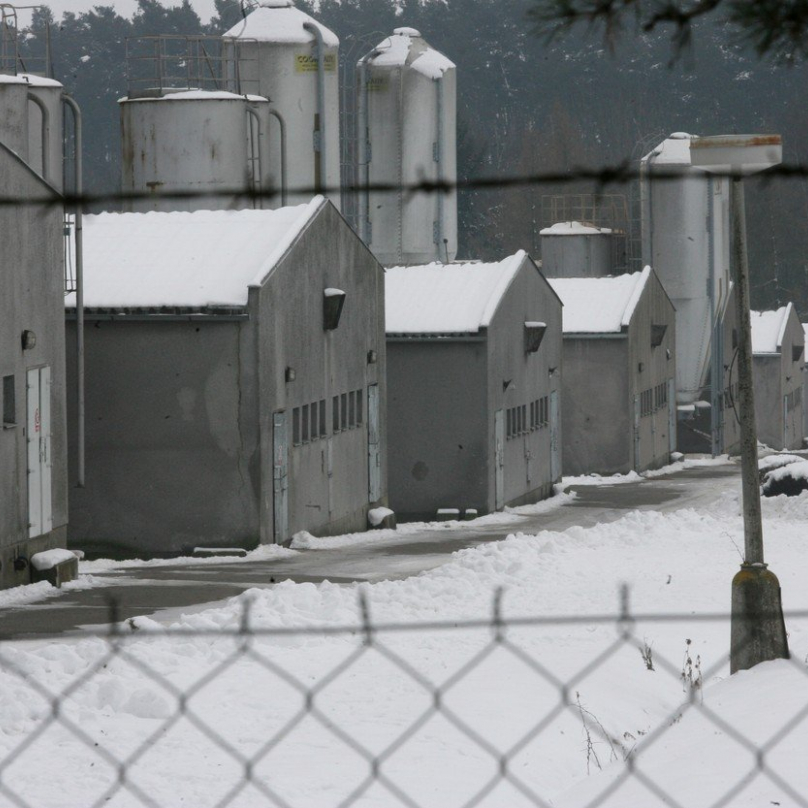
362,27,454,77
222,0,339,46
642,132,697,166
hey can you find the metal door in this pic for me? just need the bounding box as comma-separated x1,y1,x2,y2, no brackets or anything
494,409,505,510
367,384,381,502
272,411,289,543
27,366,52,538
549,390,560,481
668,379,676,454
633,394,641,470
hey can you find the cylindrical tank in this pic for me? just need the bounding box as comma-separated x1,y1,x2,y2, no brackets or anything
641,132,732,405
23,74,64,192
0,75,30,163
359,28,457,266
539,222,613,278
120,90,271,212
222,0,340,209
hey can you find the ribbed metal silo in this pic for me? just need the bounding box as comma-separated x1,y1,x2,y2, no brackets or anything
358,27,456,266
539,222,614,278
222,0,340,209
120,90,271,212
641,132,732,408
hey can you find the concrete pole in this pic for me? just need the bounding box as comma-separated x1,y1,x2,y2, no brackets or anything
729,176,788,673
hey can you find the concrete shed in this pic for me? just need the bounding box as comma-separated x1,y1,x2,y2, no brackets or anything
750,304,804,451
550,267,677,476
385,251,563,520
65,197,387,556
0,142,69,588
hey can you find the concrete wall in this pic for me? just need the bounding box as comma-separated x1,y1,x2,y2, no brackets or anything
562,338,630,475
66,319,259,556
256,202,387,542
0,146,68,587
486,258,563,509
387,340,488,519
753,305,804,451
626,270,677,472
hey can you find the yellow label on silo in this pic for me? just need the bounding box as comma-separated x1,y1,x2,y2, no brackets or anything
295,53,337,73
367,75,389,92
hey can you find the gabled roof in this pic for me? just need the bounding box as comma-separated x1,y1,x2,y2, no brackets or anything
549,267,651,334
385,252,527,335
64,198,324,311
751,304,793,355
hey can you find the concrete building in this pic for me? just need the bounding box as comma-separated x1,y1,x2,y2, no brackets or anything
549,267,677,476
750,304,804,451
65,197,387,556
0,141,69,587
385,251,563,520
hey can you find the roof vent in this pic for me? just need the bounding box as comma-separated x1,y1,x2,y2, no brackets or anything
393,27,421,37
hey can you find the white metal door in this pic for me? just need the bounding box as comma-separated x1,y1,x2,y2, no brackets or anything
367,385,381,502
549,391,560,481
272,411,289,544
494,409,505,510
668,379,676,454
27,366,51,538
633,394,641,471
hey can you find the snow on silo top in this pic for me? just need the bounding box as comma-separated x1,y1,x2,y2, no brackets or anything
539,221,612,236
642,132,696,166
549,267,651,334
222,0,339,47
385,252,526,335
64,199,325,310
751,305,792,355
368,28,454,79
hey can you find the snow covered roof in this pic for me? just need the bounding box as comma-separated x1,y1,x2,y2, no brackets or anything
366,29,454,79
64,199,324,311
222,1,339,47
540,221,612,236
120,90,268,103
385,252,527,335
642,132,696,166
0,73,62,88
751,305,792,354
549,267,651,334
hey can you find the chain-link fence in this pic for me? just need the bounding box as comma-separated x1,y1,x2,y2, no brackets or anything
0,590,806,808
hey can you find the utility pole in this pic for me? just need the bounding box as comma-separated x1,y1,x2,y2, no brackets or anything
690,135,789,674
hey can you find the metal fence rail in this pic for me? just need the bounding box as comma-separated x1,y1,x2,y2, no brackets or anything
0,590,807,808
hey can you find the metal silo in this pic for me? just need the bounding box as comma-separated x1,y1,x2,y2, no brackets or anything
539,222,614,278
120,90,272,212
222,0,340,209
641,132,732,438
358,28,456,266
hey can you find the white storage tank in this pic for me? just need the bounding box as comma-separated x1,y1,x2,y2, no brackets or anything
0,74,31,163
358,28,456,266
641,132,731,406
23,74,64,192
120,90,272,212
540,222,613,278
222,0,340,209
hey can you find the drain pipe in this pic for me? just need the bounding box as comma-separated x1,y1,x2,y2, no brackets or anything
27,93,49,183
245,106,263,209
303,21,327,196
434,75,445,262
267,108,287,207
63,94,84,488
356,50,378,244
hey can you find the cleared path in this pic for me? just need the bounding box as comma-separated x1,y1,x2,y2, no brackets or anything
0,461,741,638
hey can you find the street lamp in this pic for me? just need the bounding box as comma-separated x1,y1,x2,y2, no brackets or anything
690,134,788,674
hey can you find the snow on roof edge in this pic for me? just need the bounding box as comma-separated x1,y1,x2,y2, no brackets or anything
479,250,527,328
621,266,651,327
776,301,793,352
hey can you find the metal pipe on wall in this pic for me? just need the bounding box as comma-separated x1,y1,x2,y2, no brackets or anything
266,108,288,207
26,92,49,183
245,105,263,209
62,94,84,488
303,22,327,197
356,50,378,245
434,75,445,262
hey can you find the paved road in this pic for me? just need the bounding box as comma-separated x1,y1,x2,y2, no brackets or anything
0,461,741,638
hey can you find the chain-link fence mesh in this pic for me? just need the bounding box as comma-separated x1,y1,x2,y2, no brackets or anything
0,590,806,808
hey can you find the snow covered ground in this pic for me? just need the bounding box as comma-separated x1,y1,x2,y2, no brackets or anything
3,480,808,806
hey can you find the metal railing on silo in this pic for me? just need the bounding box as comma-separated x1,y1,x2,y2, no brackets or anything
0,3,52,77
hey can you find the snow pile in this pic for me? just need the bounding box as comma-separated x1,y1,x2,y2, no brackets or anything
762,459,808,497
751,305,791,355
368,506,394,527
549,266,651,334
5,486,808,805
385,252,526,334
30,548,77,571
64,199,323,310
